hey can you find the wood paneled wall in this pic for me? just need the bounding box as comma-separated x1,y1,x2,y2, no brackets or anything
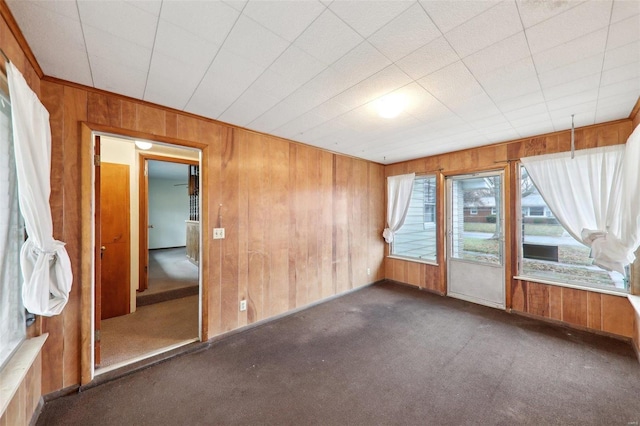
0,352,41,426
384,119,637,339
37,82,385,394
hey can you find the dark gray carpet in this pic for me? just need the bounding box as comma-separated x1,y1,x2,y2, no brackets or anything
38,281,640,425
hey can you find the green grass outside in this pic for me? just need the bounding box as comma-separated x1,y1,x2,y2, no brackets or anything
464,222,564,237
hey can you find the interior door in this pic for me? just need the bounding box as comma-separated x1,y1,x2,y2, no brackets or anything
447,171,505,309
100,162,131,319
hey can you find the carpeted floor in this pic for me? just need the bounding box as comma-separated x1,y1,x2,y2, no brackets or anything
99,296,199,369
137,247,199,306
39,281,640,425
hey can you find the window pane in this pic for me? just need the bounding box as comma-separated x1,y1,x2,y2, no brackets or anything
391,176,437,261
0,92,25,369
519,165,627,291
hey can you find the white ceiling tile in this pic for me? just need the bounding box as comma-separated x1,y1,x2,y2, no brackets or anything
83,25,152,73
331,65,412,110
537,53,604,88
154,18,219,70
596,92,639,110
603,40,640,70
8,0,79,20
330,41,392,87
598,77,640,99
525,1,612,54
129,1,162,16
606,14,640,50
418,61,485,105
516,0,584,29
368,3,441,62
503,102,548,121
218,87,281,127
541,73,601,101
223,15,290,69
444,1,522,58
532,28,608,74
243,1,325,42
508,111,553,128
451,93,502,121
495,90,546,113
611,0,640,23
249,69,305,101
78,1,159,49
420,0,500,33
477,57,540,102
464,32,530,77
546,89,599,112
392,83,452,121
299,120,348,143
6,1,93,85
144,52,205,109
550,110,595,130
298,67,353,102
294,9,363,65
272,111,329,139
89,55,147,99
600,62,640,86
395,36,459,80
268,45,326,87
482,128,520,142
185,48,266,119
161,1,239,46
308,99,353,122
329,1,413,38
595,105,632,123
517,122,557,138
222,0,247,12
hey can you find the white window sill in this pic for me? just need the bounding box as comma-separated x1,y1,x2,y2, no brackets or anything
514,275,628,297
0,333,48,416
387,255,438,267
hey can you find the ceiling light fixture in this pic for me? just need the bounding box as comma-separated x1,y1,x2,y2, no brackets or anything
376,93,406,119
135,140,153,150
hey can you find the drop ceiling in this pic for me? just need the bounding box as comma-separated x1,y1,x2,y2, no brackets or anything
7,0,640,164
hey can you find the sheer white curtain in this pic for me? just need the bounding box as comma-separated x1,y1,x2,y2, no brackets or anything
383,173,415,244
8,61,72,316
521,124,640,274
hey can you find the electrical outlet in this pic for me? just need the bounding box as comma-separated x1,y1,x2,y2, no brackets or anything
239,300,247,312
367,268,371,275
213,228,225,239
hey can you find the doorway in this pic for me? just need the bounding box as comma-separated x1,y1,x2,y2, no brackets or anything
446,171,505,309
94,134,202,373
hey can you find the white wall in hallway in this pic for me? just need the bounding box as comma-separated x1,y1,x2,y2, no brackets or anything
148,173,189,249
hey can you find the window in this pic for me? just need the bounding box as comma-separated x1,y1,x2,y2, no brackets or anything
491,207,497,215
0,83,25,369
391,175,437,261
469,207,478,215
519,166,627,291
528,206,544,216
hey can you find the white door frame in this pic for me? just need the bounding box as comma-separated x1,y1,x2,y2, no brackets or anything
446,170,505,309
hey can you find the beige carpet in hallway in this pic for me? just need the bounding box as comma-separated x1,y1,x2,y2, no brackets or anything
99,295,199,369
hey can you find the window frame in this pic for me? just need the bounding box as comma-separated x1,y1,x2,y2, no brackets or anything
517,164,629,294
389,174,438,264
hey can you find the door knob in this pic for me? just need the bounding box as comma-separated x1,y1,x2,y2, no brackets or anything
101,246,106,251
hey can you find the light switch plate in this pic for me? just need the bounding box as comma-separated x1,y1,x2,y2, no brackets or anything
213,228,225,239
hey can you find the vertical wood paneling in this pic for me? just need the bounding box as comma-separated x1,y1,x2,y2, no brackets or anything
121,100,136,131
236,133,249,328
527,282,548,317
587,292,602,330
561,288,588,327
320,151,334,298
306,149,321,304
368,163,385,281
135,104,165,135
548,286,563,321
267,138,290,317
220,130,239,332
334,156,350,293
246,132,266,323
602,294,634,338
510,280,527,312
406,261,420,287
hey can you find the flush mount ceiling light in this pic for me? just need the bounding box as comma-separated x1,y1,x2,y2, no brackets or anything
375,93,406,119
135,140,153,150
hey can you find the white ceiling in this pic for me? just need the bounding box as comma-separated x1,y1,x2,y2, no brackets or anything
8,0,640,164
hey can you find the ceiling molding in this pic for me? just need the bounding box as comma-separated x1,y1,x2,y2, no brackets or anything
629,96,640,123
0,0,43,78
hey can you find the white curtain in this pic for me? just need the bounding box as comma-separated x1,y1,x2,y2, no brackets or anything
521,124,640,274
7,61,73,316
383,173,415,243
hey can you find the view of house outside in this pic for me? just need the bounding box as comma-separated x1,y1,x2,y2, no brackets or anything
392,171,627,292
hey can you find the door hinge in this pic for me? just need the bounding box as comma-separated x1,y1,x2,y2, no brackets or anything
94,154,101,166
95,329,101,342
